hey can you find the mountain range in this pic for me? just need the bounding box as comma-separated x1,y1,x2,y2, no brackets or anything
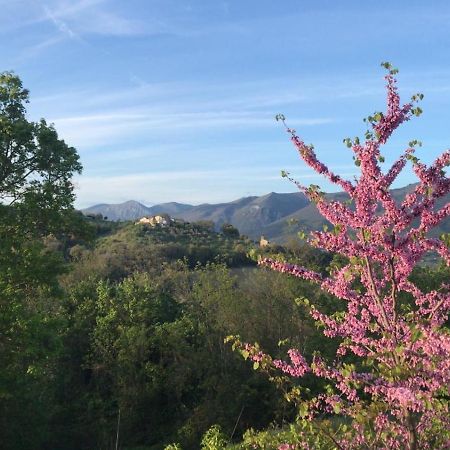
82,184,450,242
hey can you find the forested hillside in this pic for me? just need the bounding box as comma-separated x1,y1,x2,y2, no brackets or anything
3,204,448,449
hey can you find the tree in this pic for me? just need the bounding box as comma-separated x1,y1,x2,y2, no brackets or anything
0,72,83,450
0,70,83,282
0,71,82,234
221,223,240,238
231,64,450,449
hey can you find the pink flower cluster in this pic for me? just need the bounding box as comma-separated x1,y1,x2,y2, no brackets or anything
273,349,310,377
278,444,296,450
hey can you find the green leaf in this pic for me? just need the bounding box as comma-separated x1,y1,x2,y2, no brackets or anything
298,402,309,418
374,112,383,122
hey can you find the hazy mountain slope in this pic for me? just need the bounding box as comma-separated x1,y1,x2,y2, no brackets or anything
178,195,258,226
179,192,309,237
147,202,194,216
259,191,349,242
83,200,152,221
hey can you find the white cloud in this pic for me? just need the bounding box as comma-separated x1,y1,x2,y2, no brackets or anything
74,165,360,208
49,110,334,148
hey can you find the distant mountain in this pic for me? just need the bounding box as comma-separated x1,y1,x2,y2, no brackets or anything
83,200,193,221
83,200,151,221
82,184,450,242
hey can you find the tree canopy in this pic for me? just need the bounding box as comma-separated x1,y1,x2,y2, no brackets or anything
0,71,81,234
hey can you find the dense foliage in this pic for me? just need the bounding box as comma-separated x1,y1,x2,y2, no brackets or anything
2,211,342,449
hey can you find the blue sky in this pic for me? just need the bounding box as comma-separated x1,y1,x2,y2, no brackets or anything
2,0,450,208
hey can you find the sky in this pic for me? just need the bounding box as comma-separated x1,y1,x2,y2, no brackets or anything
2,0,450,208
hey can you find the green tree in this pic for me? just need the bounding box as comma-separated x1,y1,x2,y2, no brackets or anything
0,72,81,216
221,223,239,238
0,72,82,450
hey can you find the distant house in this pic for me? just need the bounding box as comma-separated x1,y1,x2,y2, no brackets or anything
259,235,270,247
137,214,171,227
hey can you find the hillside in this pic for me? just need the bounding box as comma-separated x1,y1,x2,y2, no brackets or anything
64,218,255,284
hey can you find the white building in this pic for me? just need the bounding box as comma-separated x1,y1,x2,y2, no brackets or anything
137,215,170,227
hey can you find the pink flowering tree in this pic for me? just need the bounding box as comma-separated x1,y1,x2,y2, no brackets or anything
229,64,450,449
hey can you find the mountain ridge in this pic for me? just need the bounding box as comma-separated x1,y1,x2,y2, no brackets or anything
82,184,450,242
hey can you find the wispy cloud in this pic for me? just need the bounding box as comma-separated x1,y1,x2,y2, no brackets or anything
43,5,81,40
30,72,391,119
39,0,157,36
4,0,148,65
3,0,147,39
75,165,353,207
13,35,66,64
49,110,335,148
